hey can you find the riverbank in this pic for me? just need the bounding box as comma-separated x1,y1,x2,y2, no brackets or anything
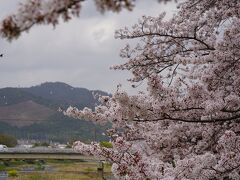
0,159,114,179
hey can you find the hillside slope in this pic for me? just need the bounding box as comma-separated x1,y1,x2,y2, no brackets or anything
0,82,110,142
0,100,54,127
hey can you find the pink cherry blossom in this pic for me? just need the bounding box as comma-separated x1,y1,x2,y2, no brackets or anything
1,0,240,179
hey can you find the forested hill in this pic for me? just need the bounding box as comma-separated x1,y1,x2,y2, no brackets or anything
22,82,109,109
0,82,110,142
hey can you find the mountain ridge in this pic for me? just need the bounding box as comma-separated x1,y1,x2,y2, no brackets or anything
0,82,110,142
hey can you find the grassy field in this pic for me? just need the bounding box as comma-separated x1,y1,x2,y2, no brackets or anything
0,159,113,180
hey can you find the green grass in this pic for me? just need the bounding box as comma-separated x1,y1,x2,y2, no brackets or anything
0,160,28,171
0,163,6,171
47,159,85,164
35,163,44,171
104,162,112,172
9,160,26,166
28,174,46,180
9,172,103,180
3,159,113,180
84,167,96,172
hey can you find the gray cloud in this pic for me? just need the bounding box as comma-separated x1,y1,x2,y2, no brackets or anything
0,0,177,94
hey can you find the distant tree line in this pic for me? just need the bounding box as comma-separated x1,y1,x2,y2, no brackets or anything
0,114,109,143
0,134,17,147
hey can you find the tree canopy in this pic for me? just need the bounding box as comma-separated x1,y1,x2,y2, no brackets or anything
0,0,170,41
0,134,17,147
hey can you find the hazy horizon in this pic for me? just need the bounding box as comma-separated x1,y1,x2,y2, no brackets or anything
0,0,177,94
0,81,112,92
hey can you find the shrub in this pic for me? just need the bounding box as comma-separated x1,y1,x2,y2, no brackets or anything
0,163,6,171
0,134,17,147
8,169,18,177
99,141,113,148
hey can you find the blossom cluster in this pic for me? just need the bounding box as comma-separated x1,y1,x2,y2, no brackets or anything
66,0,240,179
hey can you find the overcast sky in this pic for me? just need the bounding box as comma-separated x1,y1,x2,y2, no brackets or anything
0,0,177,94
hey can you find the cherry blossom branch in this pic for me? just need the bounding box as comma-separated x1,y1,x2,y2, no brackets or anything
133,114,240,123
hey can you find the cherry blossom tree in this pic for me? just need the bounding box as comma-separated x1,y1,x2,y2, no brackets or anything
65,0,240,179
1,0,240,179
0,0,172,40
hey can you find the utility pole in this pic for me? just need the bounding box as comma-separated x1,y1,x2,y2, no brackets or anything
94,126,96,142
97,161,105,179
